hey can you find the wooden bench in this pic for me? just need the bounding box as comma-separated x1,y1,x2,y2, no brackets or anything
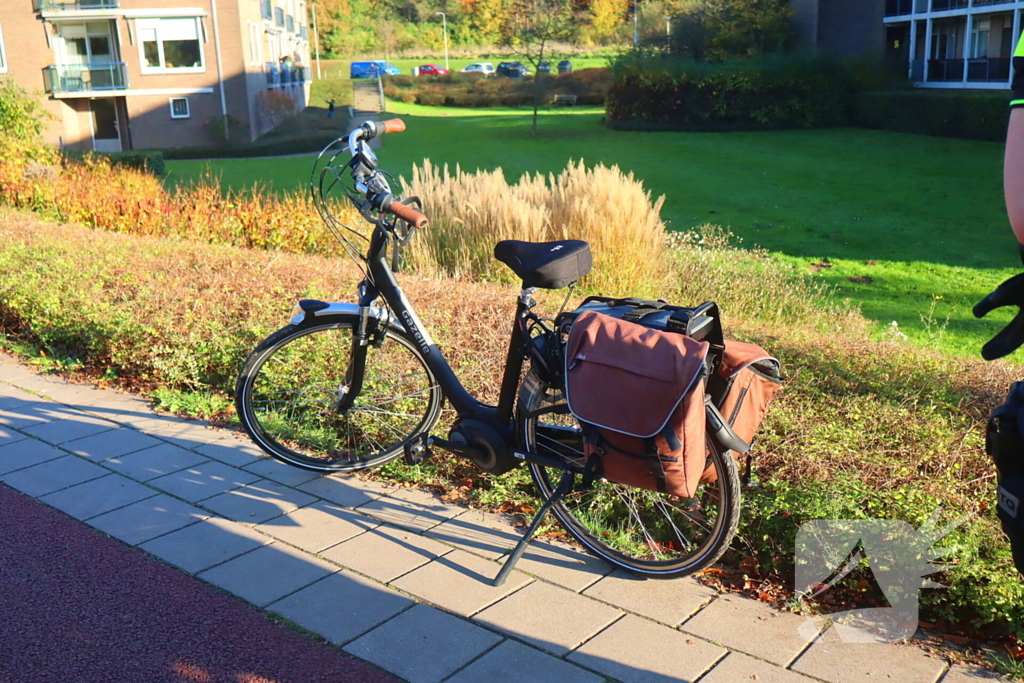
552,94,577,106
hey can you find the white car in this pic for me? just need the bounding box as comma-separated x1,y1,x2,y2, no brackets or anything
460,62,495,76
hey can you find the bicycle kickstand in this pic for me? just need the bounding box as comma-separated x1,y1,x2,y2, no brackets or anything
492,469,574,587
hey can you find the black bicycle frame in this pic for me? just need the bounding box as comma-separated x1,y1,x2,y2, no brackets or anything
357,224,531,439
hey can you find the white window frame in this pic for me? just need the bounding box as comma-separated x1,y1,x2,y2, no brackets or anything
0,22,8,74
247,21,262,66
169,97,190,119
137,17,205,74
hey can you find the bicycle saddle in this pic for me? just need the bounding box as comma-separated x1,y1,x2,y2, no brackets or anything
494,239,592,289
975,272,1024,360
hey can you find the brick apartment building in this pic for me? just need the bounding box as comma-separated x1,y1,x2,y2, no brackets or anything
0,0,312,151
792,0,1022,90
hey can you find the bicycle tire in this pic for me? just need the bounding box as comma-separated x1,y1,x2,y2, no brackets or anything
236,314,443,472
519,371,741,576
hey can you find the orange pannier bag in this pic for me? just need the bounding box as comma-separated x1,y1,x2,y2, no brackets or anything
701,340,783,483
564,310,711,498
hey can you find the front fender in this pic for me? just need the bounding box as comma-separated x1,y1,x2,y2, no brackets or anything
288,299,391,327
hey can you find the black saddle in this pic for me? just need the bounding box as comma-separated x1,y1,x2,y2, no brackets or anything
493,240,592,290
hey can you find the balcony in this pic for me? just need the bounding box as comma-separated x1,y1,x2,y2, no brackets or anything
274,7,284,27
927,58,965,81
260,0,272,20
885,0,913,16
43,62,128,94
265,62,280,86
34,0,118,9
967,56,1011,81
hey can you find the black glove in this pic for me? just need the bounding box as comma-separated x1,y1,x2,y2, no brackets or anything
974,270,1024,360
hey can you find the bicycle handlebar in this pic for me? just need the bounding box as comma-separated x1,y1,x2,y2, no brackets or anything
385,198,428,230
359,118,406,141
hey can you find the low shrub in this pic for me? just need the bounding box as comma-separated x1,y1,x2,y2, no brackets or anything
0,153,360,256
62,150,165,176
606,52,854,131
854,90,1010,142
402,159,669,296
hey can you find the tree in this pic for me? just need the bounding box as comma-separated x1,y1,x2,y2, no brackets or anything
588,0,630,45
502,0,577,136
666,0,793,61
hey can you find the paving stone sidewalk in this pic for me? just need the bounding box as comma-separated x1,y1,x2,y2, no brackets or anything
0,354,1005,683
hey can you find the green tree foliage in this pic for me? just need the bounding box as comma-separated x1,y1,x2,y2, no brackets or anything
0,78,53,161
666,0,793,61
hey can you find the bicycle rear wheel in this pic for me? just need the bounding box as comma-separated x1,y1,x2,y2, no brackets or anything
236,315,443,472
519,371,741,576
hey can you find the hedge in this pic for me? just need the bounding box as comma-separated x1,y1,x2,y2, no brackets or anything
605,53,854,131
382,69,611,108
61,150,165,176
159,135,343,160
853,89,1010,142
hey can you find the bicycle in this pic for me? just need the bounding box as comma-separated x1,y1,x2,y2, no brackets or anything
235,119,745,585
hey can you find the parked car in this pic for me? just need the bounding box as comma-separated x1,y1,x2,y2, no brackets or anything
496,61,531,78
350,60,401,79
537,61,551,74
460,62,495,76
417,64,450,76
557,59,572,74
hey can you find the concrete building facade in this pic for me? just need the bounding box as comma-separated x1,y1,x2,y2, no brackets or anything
1,0,312,151
792,0,1023,90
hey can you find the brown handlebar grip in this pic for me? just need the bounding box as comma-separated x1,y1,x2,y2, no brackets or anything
389,200,428,230
381,118,406,134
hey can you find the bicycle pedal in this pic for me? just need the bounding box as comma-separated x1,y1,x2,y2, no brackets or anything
403,434,435,466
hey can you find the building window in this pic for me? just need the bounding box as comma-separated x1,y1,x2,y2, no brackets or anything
169,97,190,119
0,22,7,73
248,22,262,65
971,19,991,59
137,18,203,72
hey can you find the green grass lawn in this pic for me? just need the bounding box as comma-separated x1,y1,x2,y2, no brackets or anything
164,104,1020,361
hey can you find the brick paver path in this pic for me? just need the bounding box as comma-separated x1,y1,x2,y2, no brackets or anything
0,354,1006,683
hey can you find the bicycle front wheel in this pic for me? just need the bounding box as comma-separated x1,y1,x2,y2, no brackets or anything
519,371,741,577
236,315,443,472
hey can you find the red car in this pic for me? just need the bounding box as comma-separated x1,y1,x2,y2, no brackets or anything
417,64,450,76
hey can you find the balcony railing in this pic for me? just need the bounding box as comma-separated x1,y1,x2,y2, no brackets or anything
260,0,272,20
34,0,118,10
885,0,913,16
967,56,1011,81
927,58,965,81
43,62,128,93
274,7,284,26
266,63,311,87
931,0,968,9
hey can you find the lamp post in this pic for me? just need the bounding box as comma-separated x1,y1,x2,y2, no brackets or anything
312,1,322,79
633,0,639,48
435,11,449,71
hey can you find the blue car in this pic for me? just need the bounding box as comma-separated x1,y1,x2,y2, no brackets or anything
350,61,401,79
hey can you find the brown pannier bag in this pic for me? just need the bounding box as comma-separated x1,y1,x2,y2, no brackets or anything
701,340,783,484
564,310,710,498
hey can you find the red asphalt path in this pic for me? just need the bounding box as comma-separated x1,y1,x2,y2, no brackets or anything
0,484,400,683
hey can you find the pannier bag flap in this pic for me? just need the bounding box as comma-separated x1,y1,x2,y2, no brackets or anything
716,339,781,380
565,311,709,438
